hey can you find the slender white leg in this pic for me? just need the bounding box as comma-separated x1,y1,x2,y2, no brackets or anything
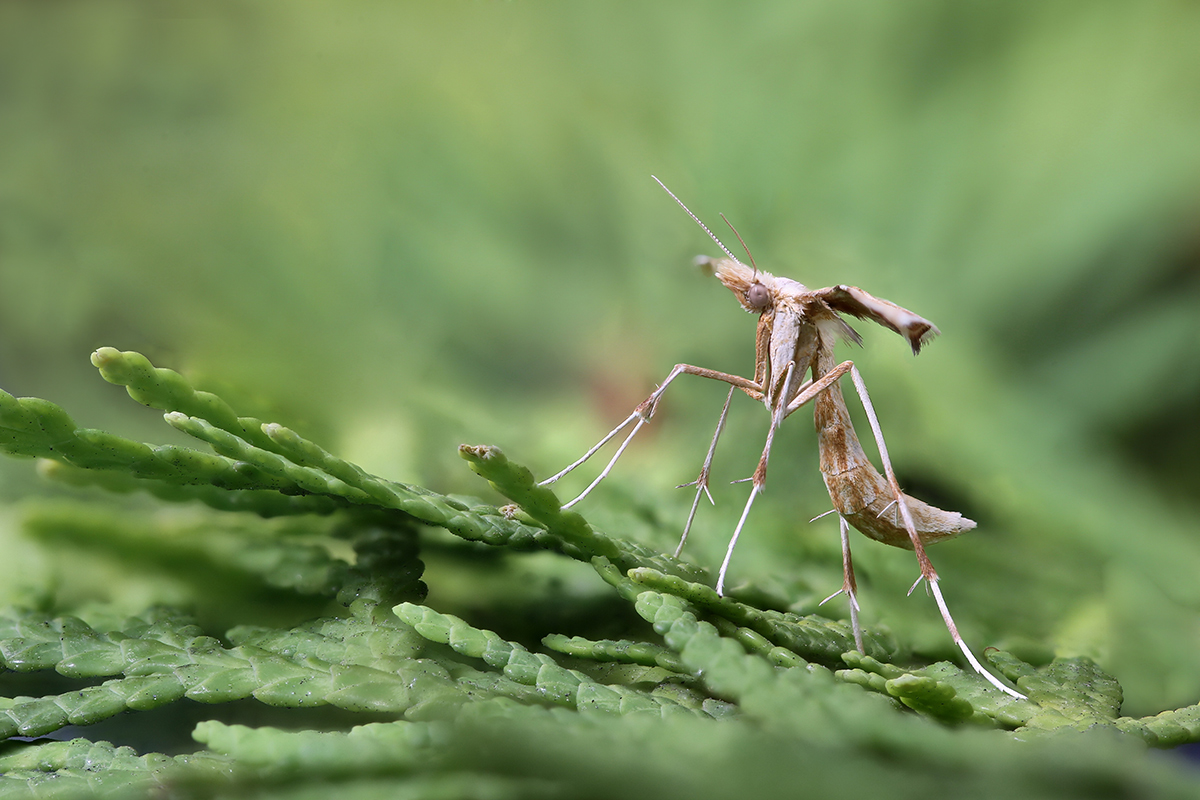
716,363,794,595
847,365,934,577
930,580,1024,699
839,515,864,654
818,515,864,652
562,418,646,509
717,485,759,595
539,411,641,486
675,386,735,557
846,365,1024,699
539,363,761,502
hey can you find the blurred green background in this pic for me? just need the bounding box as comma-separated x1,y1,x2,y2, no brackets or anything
1,1,1199,716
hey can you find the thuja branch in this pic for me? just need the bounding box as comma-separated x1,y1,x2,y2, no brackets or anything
2,346,1199,753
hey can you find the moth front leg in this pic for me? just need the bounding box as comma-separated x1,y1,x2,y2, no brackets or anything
540,364,761,509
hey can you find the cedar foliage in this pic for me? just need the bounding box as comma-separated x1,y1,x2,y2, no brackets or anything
2,3,1200,797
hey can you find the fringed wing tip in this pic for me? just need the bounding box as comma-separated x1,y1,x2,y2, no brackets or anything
909,322,941,355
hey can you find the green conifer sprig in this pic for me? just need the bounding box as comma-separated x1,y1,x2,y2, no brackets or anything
394,603,704,718
631,590,811,705
459,444,712,582
88,353,573,552
4,346,1200,798
39,458,344,516
458,445,625,559
623,586,1015,749
192,719,554,799
624,566,897,664
0,604,458,739
623,582,1036,732
837,652,977,724
0,390,291,494
1126,704,1200,747
541,634,688,674
91,347,280,455
0,738,232,797
586,556,886,673
192,719,439,777
0,351,590,563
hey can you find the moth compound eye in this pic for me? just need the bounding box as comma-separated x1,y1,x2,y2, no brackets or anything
746,283,770,309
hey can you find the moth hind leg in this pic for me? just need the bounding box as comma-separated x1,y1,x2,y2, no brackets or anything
844,365,1024,698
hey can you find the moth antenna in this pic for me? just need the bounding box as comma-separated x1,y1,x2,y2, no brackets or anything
720,212,758,277
652,175,741,265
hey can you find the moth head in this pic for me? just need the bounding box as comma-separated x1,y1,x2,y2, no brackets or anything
695,256,782,314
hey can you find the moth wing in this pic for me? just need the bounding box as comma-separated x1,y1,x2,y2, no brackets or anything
813,285,940,354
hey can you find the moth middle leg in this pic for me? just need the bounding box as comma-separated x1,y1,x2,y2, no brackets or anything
674,385,735,558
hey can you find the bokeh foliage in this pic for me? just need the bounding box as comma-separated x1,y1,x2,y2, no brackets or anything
1,0,1200,796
